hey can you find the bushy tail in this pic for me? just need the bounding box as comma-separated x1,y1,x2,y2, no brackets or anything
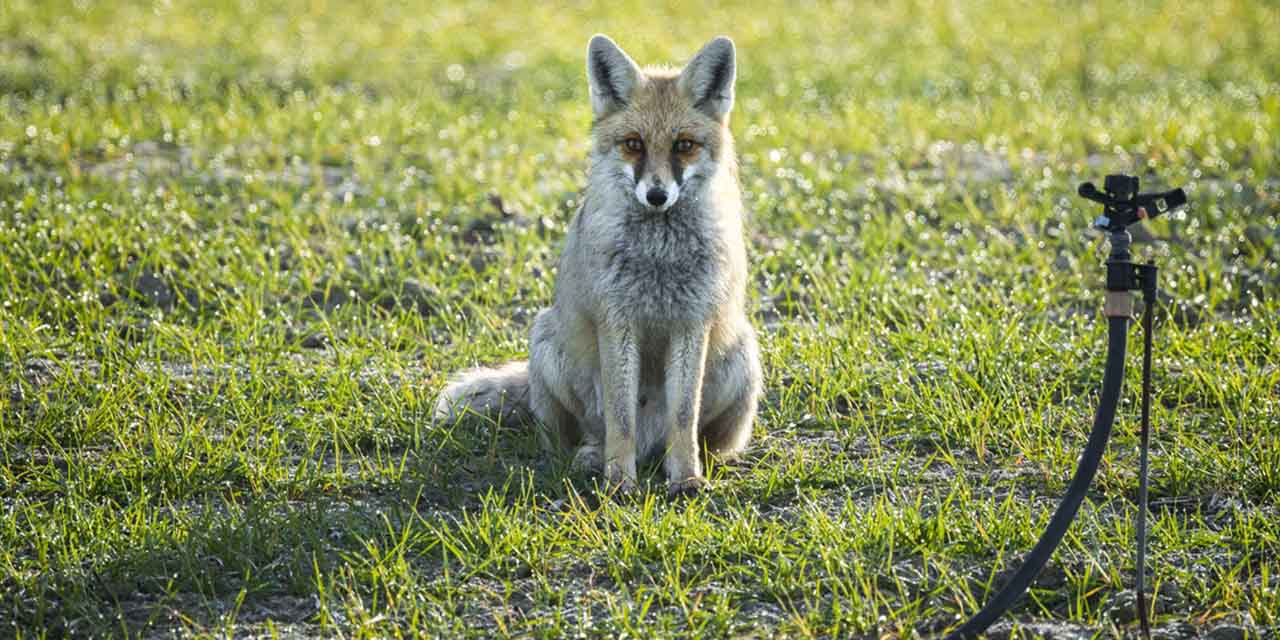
432,361,532,426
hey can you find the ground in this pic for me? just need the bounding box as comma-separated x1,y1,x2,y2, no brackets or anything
1,1,1278,638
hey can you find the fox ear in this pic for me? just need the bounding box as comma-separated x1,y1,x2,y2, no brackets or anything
586,34,641,119
679,36,736,120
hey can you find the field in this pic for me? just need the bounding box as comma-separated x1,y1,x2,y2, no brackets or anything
2,0,1278,637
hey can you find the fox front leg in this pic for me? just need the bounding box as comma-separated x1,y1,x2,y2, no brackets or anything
598,322,640,495
664,327,710,497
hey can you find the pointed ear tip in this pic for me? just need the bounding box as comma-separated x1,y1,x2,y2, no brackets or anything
588,34,615,50
709,36,736,52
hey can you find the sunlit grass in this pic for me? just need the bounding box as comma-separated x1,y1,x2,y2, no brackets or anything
2,0,1278,637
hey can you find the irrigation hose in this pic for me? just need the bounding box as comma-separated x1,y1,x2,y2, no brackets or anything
944,316,1131,639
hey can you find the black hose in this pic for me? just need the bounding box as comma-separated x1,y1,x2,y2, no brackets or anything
946,316,1130,639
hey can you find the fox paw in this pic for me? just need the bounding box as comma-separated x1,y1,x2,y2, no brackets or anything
666,476,708,499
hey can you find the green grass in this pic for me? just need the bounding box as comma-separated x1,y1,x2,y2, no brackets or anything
2,0,1278,637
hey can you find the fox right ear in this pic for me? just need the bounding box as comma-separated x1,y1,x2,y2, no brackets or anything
586,34,641,119
679,37,736,121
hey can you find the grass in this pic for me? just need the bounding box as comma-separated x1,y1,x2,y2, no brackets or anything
2,0,1278,637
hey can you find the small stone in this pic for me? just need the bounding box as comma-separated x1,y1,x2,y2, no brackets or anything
985,621,1093,640
1102,589,1138,624
460,219,496,245
1242,224,1270,248
1151,622,1198,640
401,278,439,315
1205,624,1249,640
306,285,348,312
134,272,174,309
178,285,199,310
373,292,398,311
117,321,149,342
300,333,329,349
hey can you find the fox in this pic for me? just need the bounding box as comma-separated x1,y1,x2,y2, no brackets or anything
434,34,762,497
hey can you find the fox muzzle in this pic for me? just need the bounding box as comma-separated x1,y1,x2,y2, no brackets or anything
634,178,679,212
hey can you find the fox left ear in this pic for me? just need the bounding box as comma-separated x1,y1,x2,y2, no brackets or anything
587,34,642,120
679,36,736,120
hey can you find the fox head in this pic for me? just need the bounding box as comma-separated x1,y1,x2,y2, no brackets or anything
585,34,736,214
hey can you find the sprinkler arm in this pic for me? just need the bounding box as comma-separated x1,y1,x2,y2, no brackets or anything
1079,176,1187,233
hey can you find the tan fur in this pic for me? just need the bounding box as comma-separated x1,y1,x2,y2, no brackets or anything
435,35,761,497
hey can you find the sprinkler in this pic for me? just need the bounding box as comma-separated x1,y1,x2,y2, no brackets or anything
945,175,1186,639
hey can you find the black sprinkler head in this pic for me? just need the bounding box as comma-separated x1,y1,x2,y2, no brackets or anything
1078,174,1187,233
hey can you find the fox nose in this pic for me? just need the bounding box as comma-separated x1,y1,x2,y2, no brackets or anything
645,187,668,207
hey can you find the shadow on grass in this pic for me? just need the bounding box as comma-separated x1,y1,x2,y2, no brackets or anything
3,414,589,636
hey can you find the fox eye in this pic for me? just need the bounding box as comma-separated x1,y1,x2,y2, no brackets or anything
674,139,697,153
622,137,644,152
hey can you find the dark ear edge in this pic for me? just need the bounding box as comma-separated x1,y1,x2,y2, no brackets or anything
679,36,736,120
587,34,642,119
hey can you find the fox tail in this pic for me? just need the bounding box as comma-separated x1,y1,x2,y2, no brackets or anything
432,361,532,426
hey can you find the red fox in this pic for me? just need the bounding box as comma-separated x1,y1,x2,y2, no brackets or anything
435,35,762,497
